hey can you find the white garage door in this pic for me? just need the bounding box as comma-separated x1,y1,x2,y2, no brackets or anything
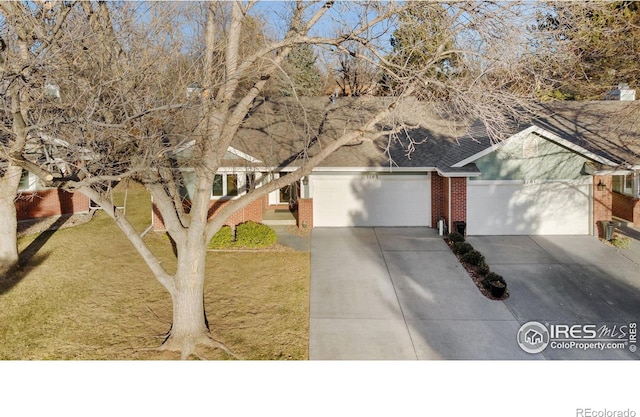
311,174,431,227
467,180,591,235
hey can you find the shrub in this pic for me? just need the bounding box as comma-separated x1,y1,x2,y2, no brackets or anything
235,221,277,248
486,272,505,284
477,261,490,276
481,272,503,290
461,250,485,266
208,226,235,249
453,242,474,256
448,232,465,243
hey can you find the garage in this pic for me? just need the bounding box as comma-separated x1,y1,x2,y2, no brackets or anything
467,179,592,235
310,173,431,227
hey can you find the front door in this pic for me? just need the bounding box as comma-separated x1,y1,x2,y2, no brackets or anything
277,173,299,206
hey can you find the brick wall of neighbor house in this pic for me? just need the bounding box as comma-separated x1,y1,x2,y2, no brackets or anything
15,189,90,221
431,174,446,226
152,198,265,231
593,175,613,237
297,198,313,229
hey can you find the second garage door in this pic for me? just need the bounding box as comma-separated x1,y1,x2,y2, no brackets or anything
311,173,431,227
467,180,592,235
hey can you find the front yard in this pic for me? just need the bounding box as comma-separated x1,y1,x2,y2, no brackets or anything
0,184,309,360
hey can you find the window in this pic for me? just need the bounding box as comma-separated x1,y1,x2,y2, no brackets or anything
18,170,31,190
226,175,238,196
212,174,239,198
17,169,38,191
613,174,634,196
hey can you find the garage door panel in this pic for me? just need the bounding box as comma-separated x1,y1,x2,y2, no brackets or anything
312,175,431,227
467,181,590,235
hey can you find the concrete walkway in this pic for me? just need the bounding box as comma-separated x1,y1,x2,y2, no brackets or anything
309,227,530,359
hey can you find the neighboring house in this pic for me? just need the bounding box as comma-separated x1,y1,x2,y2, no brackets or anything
14,133,91,224
15,169,90,223
152,95,640,237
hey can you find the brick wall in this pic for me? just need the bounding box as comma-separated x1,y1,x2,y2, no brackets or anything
297,198,313,229
431,174,468,234
613,191,634,222
431,173,446,226
593,175,613,237
152,198,265,231
15,189,90,221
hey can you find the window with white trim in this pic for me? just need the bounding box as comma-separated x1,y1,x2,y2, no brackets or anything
612,174,634,196
18,169,38,191
212,173,240,198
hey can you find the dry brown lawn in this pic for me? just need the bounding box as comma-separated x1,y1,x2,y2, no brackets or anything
0,183,309,360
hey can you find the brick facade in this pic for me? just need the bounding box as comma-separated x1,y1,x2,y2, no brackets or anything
431,174,446,227
15,189,90,221
450,178,467,224
612,191,640,228
297,198,313,229
593,175,613,237
431,173,468,235
152,198,265,231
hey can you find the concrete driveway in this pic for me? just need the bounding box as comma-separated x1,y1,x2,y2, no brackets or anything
309,228,640,360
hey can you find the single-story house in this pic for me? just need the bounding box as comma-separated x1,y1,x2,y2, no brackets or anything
13,134,91,226
15,169,90,223
152,95,640,237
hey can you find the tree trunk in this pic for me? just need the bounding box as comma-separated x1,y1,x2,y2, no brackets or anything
160,239,213,358
0,166,22,277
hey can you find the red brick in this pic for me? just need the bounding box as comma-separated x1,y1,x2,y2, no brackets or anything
15,189,90,221
153,198,264,231
297,198,313,229
593,175,613,237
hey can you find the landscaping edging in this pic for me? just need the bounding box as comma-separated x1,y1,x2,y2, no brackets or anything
445,232,509,301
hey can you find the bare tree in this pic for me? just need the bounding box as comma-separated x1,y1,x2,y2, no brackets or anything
0,1,77,276
1,1,555,357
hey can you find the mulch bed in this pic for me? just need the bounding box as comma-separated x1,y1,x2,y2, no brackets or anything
445,239,509,301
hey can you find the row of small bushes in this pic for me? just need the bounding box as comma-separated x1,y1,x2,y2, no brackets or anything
448,232,507,296
208,221,278,249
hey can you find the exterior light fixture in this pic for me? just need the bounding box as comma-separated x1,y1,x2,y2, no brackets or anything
597,180,606,191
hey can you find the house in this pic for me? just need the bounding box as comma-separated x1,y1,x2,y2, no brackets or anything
14,133,91,228
152,96,640,237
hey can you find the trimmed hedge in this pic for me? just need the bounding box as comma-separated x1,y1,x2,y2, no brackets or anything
453,242,474,256
208,225,235,249
483,272,506,290
461,249,485,266
448,232,465,243
235,221,277,248
208,221,277,249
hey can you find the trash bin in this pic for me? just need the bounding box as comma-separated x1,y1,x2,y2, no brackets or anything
605,221,615,241
453,221,466,236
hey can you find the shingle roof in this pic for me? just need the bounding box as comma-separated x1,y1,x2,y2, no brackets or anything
179,97,640,173
227,96,470,170
532,101,640,167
